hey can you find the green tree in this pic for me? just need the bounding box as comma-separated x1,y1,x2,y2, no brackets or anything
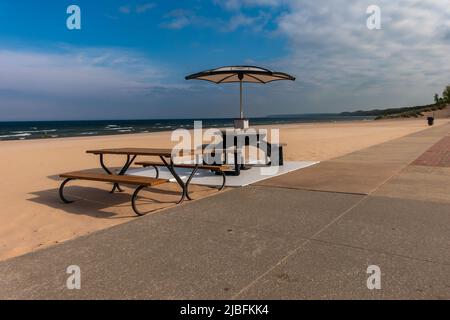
434,93,439,104
443,86,450,103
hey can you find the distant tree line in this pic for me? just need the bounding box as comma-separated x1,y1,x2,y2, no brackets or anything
434,85,450,105
341,85,449,120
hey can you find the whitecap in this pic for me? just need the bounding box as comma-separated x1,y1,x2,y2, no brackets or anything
105,127,134,131
0,133,31,138
12,129,57,134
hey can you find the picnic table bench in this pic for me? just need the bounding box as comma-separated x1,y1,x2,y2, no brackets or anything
59,172,168,216
135,161,231,192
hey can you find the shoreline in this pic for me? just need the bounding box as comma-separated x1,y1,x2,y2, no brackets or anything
0,117,415,144
0,118,432,144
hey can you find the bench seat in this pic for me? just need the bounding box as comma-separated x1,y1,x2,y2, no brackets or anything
60,171,167,186
134,161,228,194
134,161,232,172
58,171,169,216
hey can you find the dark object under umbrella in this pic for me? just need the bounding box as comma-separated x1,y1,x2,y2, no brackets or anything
186,66,295,128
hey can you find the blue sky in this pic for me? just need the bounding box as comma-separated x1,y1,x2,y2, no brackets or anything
0,0,449,120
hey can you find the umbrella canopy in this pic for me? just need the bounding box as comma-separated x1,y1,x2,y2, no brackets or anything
185,66,295,120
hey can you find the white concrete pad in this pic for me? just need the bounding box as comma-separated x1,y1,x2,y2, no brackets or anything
127,161,319,187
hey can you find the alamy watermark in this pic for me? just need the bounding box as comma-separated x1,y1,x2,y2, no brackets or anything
366,265,381,290
66,5,81,30
367,5,382,30
66,265,81,290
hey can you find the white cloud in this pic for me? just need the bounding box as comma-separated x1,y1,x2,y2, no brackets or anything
271,0,450,110
161,8,271,33
0,46,194,120
222,12,271,32
215,0,283,11
119,5,132,14
160,9,193,29
0,47,180,99
119,3,155,15
207,0,450,112
136,3,156,13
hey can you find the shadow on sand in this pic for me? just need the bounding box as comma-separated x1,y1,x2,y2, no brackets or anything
28,181,183,219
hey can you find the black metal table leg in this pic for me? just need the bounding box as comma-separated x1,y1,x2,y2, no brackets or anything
185,164,199,200
114,154,137,192
99,154,112,175
233,148,241,176
131,185,146,216
279,145,284,166
100,154,137,193
160,156,187,204
59,178,75,203
112,155,131,193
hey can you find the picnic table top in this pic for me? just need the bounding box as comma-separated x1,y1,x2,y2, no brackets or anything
86,148,185,157
219,129,267,136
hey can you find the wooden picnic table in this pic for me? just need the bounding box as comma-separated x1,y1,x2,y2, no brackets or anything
86,147,199,203
58,147,230,216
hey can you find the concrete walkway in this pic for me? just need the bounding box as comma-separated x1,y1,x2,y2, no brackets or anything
1,123,449,299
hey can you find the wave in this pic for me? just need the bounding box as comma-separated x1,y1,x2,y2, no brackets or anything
105,127,134,131
12,129,57,134
0,133,32,138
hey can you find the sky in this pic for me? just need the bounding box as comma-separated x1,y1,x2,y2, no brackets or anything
0,0,449,120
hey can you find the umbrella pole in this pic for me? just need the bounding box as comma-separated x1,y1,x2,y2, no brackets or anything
240,80,243,119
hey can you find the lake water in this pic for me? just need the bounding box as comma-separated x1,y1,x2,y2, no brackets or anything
0,115,374,141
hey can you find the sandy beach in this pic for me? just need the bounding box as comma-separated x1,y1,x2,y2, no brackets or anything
0,118,447,261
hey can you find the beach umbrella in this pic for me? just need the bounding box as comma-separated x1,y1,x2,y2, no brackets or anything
185,66,295,127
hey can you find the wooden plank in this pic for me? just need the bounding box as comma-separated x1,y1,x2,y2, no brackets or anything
60,171,167,186
86,148,176,157
135,161,232,171
86,148,200,157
